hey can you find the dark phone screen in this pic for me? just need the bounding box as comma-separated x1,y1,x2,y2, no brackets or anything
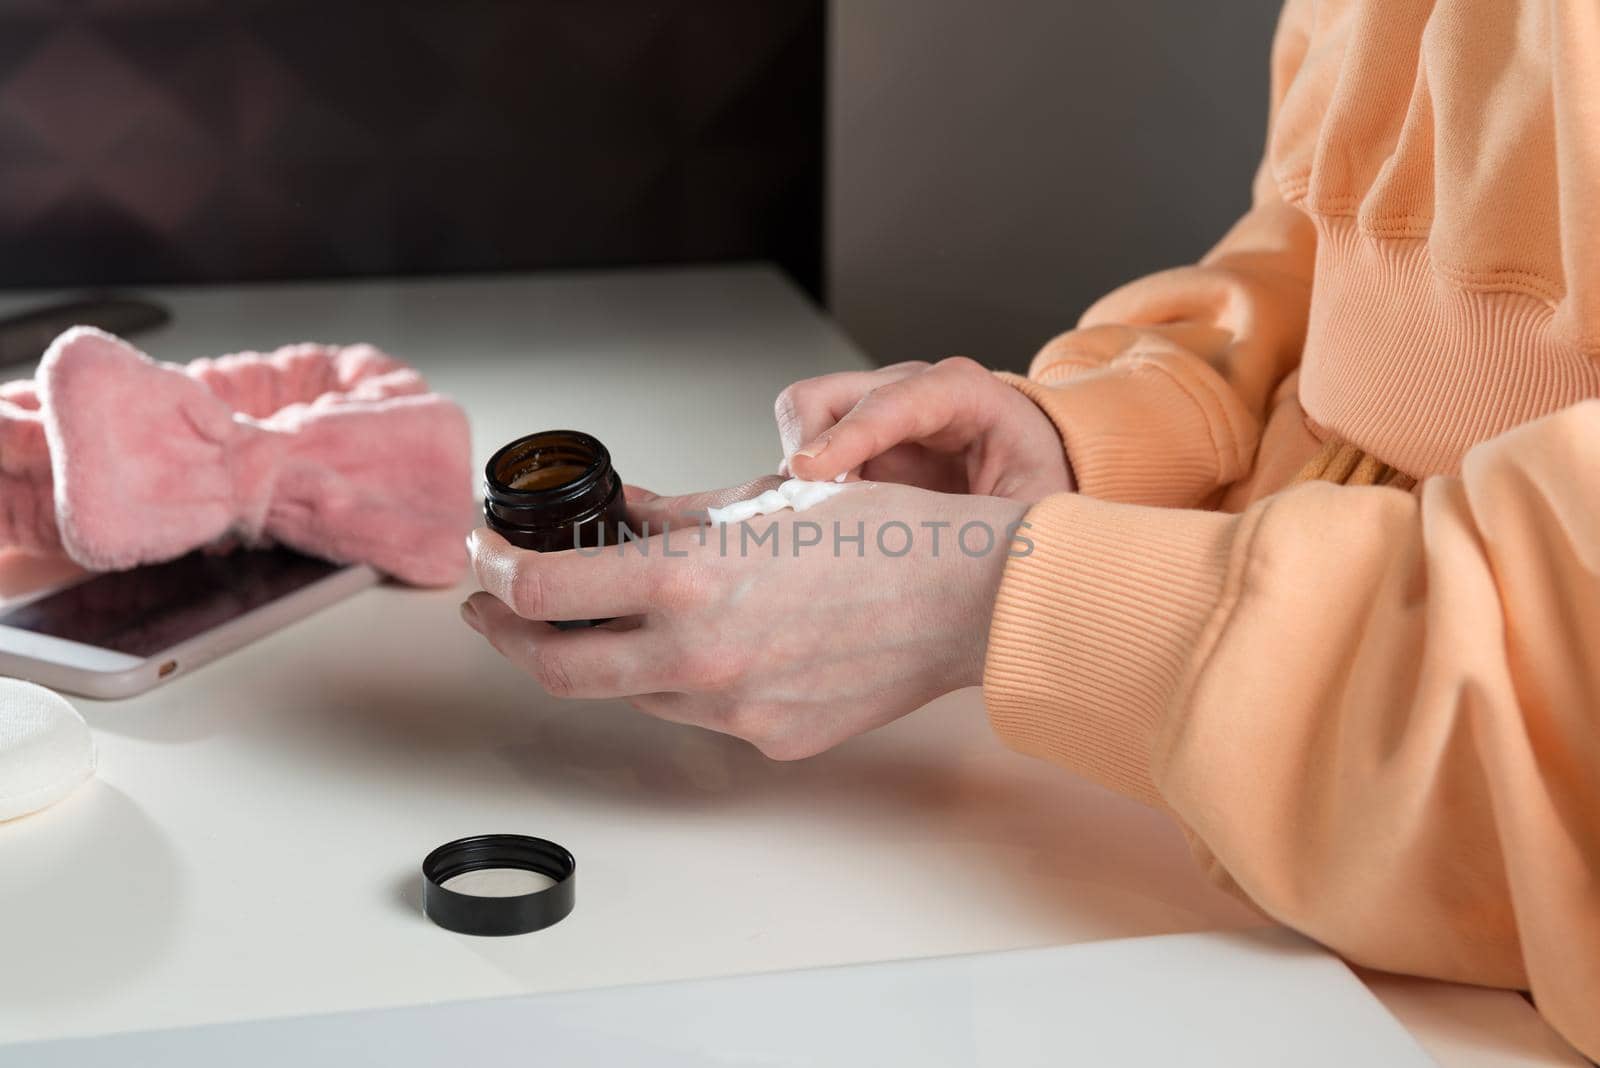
0,547,342,658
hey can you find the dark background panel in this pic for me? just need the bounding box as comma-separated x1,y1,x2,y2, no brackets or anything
0,0,825,296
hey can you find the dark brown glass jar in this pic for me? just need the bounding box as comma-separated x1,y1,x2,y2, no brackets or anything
483,430,630,552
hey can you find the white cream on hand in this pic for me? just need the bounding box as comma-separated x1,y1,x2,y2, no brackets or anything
706,479,847,524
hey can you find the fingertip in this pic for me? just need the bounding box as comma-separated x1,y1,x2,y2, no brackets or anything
789,451,849,484
792,435,828,461
623,484,660,503
467,532,521,602
468,525,506,556
465,589,509,622
785,454,822,481
463,590,526,658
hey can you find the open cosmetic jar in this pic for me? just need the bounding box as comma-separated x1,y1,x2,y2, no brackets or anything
482,430,630,553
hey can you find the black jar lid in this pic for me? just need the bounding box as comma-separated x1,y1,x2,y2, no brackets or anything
422,834,576,937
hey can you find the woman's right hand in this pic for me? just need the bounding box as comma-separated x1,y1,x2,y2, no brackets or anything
775,357,1075,501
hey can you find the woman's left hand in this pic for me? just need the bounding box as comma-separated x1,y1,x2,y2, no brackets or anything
462,479,1029,759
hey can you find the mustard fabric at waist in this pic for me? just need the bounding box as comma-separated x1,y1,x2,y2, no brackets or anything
1290,437,1417,490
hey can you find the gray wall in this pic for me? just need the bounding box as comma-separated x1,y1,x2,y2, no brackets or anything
828,0,1284,371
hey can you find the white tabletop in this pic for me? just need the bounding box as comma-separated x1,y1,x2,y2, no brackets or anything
5,930,1436,1067
0,266,1582,1066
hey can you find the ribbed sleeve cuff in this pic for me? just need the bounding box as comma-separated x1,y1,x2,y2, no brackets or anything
983,492,1240,807
998,367,1242,508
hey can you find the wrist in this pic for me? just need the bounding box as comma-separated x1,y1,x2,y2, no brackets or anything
997,366,1243,508
953,496,1030,689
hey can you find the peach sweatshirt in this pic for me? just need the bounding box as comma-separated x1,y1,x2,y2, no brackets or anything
985,0,1600,1057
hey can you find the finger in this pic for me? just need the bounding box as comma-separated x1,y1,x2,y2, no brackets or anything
469,527,666,621
857,441,969,494
463,592,680,698
621,476,786,531
621,483,688,530
623,484,661,505
788,358,991,481
625,691,703,726
773,363,926,460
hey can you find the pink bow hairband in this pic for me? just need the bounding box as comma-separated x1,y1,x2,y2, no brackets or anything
0,327,474,587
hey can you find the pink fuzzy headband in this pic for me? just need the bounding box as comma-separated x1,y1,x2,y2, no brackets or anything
0,327,473,587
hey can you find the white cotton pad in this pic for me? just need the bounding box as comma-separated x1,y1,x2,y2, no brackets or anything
0,678,96,822
706,478,848,524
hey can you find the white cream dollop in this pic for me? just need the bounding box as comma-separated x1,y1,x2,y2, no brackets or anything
706,478,847,524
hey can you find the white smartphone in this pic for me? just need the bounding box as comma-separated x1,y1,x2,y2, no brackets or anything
0,547,378,699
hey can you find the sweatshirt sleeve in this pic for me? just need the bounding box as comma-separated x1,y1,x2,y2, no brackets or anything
982,399,1600,1061
1001,0,1317,508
